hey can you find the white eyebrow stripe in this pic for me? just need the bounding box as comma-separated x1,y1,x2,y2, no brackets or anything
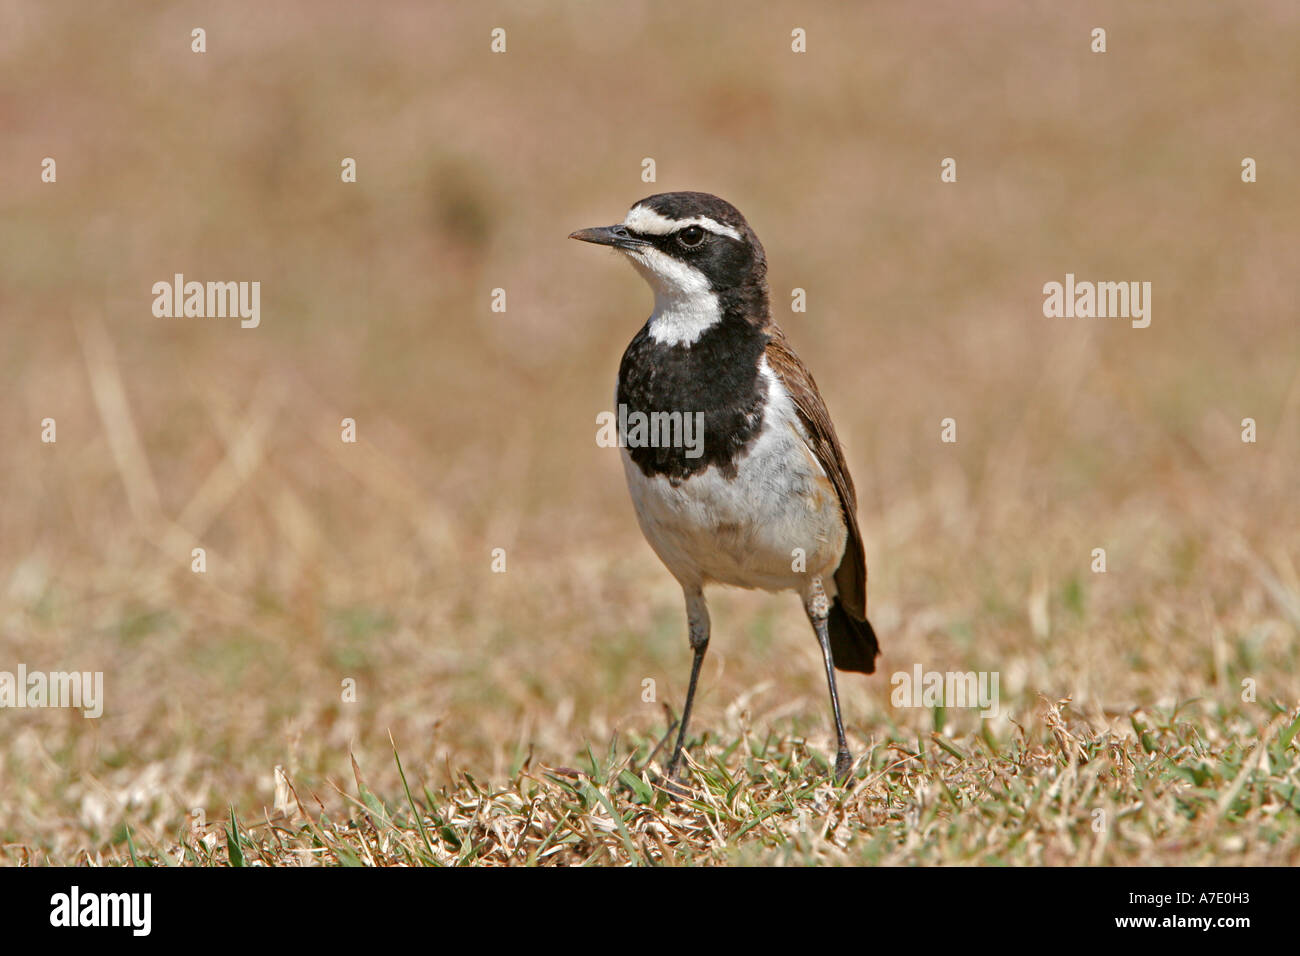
622,205,743,241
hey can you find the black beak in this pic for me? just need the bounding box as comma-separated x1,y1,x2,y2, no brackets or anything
569,224,649,250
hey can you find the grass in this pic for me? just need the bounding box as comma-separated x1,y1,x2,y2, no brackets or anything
65,700,1299,867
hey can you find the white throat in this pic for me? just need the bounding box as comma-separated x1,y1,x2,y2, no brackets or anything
624,246,721,347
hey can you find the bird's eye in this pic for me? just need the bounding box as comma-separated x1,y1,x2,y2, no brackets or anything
678,226,705,247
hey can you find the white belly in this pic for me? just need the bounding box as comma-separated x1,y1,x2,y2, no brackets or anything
620,365,846,593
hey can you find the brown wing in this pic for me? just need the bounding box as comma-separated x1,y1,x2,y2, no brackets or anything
764,326,868,618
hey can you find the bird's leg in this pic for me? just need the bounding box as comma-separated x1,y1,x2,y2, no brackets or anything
805,579,853,783
665,586,710,783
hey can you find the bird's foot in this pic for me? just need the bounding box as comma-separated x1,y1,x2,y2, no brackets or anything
650,765,693,801
833,749,854,784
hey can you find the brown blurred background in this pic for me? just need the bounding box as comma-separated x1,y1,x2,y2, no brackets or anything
1,1,1297,860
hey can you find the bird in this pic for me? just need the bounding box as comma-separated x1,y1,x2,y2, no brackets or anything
570,191,879,784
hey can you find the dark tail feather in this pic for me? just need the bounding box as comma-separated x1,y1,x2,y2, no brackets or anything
828,597,880,674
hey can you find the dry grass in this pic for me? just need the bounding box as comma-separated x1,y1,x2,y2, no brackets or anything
1,1,1298,865
35,702,1300,867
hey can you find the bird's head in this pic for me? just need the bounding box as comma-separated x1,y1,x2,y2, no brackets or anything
570,191,769,345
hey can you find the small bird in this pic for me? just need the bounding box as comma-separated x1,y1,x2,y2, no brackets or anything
571,191,879,783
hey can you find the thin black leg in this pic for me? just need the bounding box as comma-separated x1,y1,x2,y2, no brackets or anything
665,587,709,782
806,581,852,782
812,613,853,782
665,646,706,780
